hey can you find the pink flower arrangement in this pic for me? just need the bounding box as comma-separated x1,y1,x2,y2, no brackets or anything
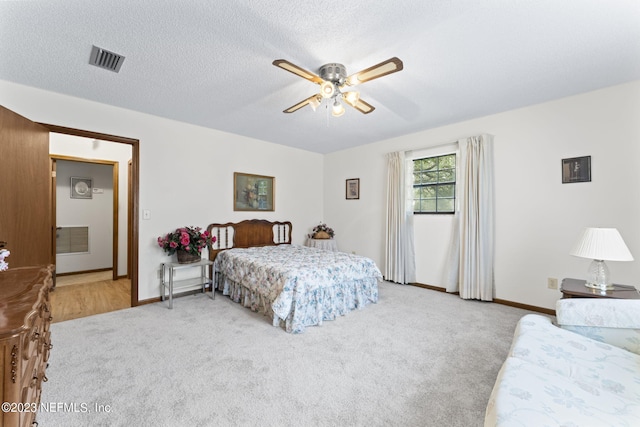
310,222,335,238
157,226,215,256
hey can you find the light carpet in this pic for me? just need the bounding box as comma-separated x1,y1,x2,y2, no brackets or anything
38,281,541,427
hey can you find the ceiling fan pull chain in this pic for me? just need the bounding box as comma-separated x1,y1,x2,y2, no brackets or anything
325,102,330,127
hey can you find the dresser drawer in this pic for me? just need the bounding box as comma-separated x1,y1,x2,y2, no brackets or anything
0,265,54,427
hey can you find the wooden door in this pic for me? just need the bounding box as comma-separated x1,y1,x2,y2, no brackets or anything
0,106,51,268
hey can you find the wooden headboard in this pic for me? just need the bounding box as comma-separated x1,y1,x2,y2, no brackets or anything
206,219,292,262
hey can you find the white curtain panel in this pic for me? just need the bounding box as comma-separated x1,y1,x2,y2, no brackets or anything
448,135,495,300
384,151,416,284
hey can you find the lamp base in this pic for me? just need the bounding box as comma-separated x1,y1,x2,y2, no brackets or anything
584,281,614,291
583,259,612,291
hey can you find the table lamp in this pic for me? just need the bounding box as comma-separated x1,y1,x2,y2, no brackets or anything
569,227,634,291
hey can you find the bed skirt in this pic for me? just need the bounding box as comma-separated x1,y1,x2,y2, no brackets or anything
217,275,379,333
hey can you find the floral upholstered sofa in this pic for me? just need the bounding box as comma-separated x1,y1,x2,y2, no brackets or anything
485,298,640,426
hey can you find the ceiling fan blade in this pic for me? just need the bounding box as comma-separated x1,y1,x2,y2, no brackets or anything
283,94,322,113
345,97,376,114
273,59,324,85
345,57,403,86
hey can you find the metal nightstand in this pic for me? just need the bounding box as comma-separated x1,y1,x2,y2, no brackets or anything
160,259,214,309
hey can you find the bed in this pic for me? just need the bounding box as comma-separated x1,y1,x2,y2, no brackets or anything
207,219,382,333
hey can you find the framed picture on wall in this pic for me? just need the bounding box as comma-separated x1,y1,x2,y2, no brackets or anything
346,178,360,200
562,156,591,184
233,172,275,211
70,177,93,199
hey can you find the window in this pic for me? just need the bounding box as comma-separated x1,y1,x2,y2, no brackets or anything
413,153,456,214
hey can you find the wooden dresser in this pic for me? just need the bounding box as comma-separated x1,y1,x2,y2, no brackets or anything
0,265,54,427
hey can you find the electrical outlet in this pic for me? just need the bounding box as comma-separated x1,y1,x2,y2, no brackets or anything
547,278,558,290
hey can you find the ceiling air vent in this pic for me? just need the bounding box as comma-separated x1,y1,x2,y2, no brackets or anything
89,45,125,73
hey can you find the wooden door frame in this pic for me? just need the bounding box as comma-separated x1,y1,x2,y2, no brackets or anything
41,123,139,307
128,159,133,280
51,155,120,281
50,158,57,280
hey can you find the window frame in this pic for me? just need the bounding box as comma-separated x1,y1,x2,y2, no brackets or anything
412,152,457,215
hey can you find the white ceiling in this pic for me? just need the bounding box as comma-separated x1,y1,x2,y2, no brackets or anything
1,1,639,154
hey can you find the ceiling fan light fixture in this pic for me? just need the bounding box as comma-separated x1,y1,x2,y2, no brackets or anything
273,57,403,116
320,81,335,98
342,91,360,106
309,95,321,111
332,99,345,117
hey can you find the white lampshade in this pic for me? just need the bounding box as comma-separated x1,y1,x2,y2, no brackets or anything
570,227,633,291
570,228,633,261
320,81,335,98
331,99,345,117
309,96,321,111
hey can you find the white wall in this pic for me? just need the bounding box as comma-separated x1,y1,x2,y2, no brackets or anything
324,80,640,310
4,78,639,310
51,135,132,276
55,160,113,274
1,79,324,300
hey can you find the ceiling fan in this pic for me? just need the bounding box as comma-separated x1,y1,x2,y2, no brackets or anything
272,57,403,117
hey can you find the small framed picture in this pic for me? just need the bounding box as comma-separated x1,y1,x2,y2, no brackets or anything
70,177,93,199
346,178,360,200
562,156,591,184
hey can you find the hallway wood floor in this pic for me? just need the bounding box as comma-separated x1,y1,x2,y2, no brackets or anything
51,271,131,323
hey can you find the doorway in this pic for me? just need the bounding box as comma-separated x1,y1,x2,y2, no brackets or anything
42,123,140,307
49,152,122,280
0,106,139,308
49,138,133,320
52,156,120,279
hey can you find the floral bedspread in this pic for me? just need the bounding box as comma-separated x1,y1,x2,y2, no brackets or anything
556,298,640,355
485,314,640,426
215,244,382,333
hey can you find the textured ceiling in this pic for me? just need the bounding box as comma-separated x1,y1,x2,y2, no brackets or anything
1,1,640,154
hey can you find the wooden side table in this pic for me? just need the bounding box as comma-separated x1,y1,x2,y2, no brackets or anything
560,278,640,299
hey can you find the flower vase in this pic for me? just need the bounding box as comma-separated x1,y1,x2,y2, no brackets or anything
176,249,201,264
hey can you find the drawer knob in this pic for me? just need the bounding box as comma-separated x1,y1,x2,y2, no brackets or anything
10,345,17,383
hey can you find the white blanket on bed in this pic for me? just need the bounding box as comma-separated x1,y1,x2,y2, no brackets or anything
215,244,382,333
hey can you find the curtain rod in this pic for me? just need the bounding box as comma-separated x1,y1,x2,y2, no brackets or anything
393,133,493,155
396,140,457,156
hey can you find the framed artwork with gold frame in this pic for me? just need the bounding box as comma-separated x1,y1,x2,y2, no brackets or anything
233,172,275,211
